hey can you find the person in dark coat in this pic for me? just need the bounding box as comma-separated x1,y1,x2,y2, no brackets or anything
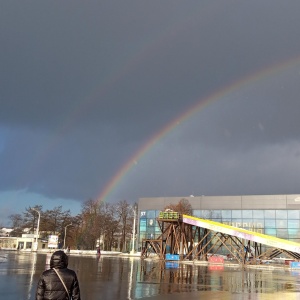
36,250,81,300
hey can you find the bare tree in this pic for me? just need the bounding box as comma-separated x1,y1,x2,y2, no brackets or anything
79,199,105,250
5,199,138,252
102,203,119,251
164,198,193,215
23,205,43,234
44,206,71,235
115,200,135,252
8,214,24,236
9,213,23,228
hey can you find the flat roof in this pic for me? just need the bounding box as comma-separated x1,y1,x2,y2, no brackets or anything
139,194,300,210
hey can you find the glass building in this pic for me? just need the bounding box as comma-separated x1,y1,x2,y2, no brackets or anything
137,195,300,251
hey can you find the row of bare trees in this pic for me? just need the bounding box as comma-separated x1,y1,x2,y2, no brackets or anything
9,199,136,251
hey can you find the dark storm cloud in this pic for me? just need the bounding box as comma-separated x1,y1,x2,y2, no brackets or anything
1,0,300,211
2,1,300,128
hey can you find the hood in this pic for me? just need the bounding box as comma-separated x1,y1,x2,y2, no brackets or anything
50,250,68,269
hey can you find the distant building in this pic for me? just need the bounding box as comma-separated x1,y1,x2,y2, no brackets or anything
0,228,13,237
137,194,300,251
0,237,16,249
0,233,48,250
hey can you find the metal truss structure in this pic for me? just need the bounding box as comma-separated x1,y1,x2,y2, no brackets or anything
141,212,300,265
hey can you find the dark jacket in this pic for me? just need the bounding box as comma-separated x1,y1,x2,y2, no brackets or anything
36,250,81,300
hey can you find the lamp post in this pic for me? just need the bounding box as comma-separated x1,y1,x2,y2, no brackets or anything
130,205,137,255
32,208,40,251
63,223,72,250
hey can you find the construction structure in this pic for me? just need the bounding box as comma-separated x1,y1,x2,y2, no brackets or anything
141,211,300,265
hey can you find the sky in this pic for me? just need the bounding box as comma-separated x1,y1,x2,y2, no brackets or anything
1,1,300,226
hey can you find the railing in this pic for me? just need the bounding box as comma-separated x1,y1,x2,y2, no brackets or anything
158,211,181,220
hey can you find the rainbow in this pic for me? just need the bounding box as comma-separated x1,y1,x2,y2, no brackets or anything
96,53,300,204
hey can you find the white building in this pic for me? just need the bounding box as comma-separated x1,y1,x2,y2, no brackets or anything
0,234,48,250
0,228,13,237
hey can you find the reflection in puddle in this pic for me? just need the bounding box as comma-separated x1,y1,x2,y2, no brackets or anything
128,257,134,300
27,252,37,300
137,260,300,299
2,252,300,299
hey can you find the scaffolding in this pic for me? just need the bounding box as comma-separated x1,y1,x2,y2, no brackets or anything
141,212,300,265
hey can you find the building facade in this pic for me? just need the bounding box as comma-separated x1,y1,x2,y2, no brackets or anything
0,235,48,250
137,194,300,251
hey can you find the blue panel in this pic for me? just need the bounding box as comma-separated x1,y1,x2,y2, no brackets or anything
165,254,180,261
290,262,300,268
165,262,179,269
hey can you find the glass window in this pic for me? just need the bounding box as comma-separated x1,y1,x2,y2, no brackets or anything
252,219,264,228
211,210,222,218
139,219,147,231
242,210,252,218
147,228,155,238
155,226,161,233
232,210,241,218
265,210,275,219
277,229,288,238
276,210,287,219
223,220,230,226
288,220,300,228
212,219,222,223
288,210,300,219
222,218,231,224
201,210,221,220
241,219,252,229
222,210,231,218
201,210,213,219
155,210,161,217
193,210,201,218
265,219,275,228
276,219,287,229
146,210,156,218
253,210,264,219
288,229,300,238
139,232,147,239
265,228,276,236
231,220,242,228
148,219,155,227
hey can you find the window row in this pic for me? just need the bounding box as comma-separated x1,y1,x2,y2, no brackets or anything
141,209,300,220
194,209,300,219
138,229,300,241
139,218,300,232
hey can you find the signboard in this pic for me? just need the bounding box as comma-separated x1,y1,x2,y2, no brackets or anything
48,235,58,248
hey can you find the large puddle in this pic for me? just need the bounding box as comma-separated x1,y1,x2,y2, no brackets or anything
1,251,300,299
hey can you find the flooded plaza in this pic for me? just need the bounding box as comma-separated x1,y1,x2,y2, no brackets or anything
1,251,300,299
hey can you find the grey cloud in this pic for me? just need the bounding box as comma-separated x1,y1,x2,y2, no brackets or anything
1,1,300,206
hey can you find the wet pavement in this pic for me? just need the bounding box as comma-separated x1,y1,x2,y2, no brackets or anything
1,250,300,299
